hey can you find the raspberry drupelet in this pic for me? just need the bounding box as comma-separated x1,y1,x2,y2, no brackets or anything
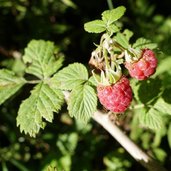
97,76,132,113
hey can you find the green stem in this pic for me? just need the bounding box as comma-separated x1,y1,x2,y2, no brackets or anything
2,161,8,171
26,80,41,84
107,0,114,10
129,104,145,110
103,48,110,69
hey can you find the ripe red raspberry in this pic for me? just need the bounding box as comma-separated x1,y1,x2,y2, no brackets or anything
97,76,132,113
125,49,157,80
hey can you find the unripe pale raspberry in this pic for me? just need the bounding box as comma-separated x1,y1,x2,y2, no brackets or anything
125,49,157,80
97,76,132,113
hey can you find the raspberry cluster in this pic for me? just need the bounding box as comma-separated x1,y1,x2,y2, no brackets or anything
90,36,158,113
125,49,157,80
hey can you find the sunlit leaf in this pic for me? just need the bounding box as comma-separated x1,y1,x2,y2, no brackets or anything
123,29,133,42
0,69,26,105
133,38,157,50
23,40,64,79
68,84,97,122
154,97,171,115
102,6,126,25
155,56,171,76
84,20,106,33
139,108,164,130
52,63,89,90
17,82,64,137
115,32,129,49
106,24,120,34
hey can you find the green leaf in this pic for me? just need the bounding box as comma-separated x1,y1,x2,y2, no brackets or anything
139,108,164,130
68,84,97,122
46,166,57,171
17,82,64,137
0,69,26,105
52,63,89,90
102,6,126,25
138,78,162,104
155,56,171,76
23,40,64,79
152,148,167,162
106,24,120,34
132,38,157,50
115,32,129,49
154,98,171,115
84,20,106,33
123,29,133,42
167,123,171,149
56,133,78,155
88,75,100,86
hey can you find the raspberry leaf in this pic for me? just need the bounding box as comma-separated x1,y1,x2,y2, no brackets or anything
155,57,171,76
52,63,89,90
154,98,171,115
23,40,64,79
0,69,26,105
84,6,126,34
132,38,157,50
68,84,97,122
139,108,164,130
84,20,106,33
167,123,171,149
115,32,129,49
138,78,162,104
17,82,64,137
123,29,134,42
106,24,120,34
88,75,100,86
102,6,126,25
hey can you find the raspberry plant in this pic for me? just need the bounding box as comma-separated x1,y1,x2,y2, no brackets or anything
0,4,170,170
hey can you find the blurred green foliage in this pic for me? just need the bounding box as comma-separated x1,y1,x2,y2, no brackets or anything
0,0,171,170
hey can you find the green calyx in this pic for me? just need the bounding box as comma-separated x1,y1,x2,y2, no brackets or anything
124,48,141,63
91,33,123,86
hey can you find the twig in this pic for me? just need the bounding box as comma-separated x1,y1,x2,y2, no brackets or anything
63,91,167,171
92,110,167,171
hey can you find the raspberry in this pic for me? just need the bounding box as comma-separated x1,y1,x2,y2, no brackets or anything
97,76,132,113
125,49,157,80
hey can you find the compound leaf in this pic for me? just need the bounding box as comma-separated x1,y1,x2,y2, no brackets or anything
102,6,126,25
0,69,26,105
84,20,106,33
23,40,64,79
17,82,64,137
52,63,89,90
68,84,97,122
